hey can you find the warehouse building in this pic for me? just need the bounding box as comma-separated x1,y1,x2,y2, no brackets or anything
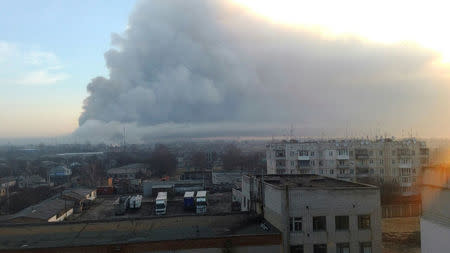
0,196,74,223
0,214,281,253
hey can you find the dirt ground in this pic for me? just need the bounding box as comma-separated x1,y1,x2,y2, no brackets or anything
382,217,421,253
69,192,232,221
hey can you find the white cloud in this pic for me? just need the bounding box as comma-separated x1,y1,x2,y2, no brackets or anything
0,41,69,86
24,51,59,66
17,70,69,85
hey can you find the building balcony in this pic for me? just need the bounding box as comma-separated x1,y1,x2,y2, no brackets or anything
400,182,412,187
336,154,349,160
355,154,369,159
398,163,412,169
298,156,310,160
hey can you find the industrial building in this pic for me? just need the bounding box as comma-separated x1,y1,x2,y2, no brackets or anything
236,174,382,253
420,165,450,252
0,214,281,253
266,138,429,195
0,196,74,223
107,163,150,179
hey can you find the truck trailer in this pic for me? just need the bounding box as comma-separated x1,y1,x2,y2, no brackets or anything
195,191,207,214
155,192,167,215
183,191,195,211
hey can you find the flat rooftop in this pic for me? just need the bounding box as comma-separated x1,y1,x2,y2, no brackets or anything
0,214,279,251
258,174,375,188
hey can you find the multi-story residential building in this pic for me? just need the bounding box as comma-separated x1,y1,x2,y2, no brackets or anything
266,138,429,195
239,174,382,253
420,165,450,252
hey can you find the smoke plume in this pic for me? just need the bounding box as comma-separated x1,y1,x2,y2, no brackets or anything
75,0,450,142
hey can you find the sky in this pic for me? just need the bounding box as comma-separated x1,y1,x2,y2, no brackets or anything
0,0,136,138
1,0,450,143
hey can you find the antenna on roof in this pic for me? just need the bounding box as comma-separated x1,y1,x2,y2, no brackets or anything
122,127,126,148
289,124,294,140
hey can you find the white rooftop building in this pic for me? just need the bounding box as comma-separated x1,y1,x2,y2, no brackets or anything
239,174,382,253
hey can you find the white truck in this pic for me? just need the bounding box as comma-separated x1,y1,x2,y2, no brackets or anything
155,192,167,215
129,195,142,209
195,191,207,214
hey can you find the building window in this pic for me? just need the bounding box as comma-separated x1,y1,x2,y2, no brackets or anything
339,160,345,166
369,159,373,164
330,169,334,175
311,151,315,156
319,169,324,174
392,159,396,164
358,215,371,229
291,161,295,166
299,160,310,167
329,151,333,156
335,216,349,230
336,243,350,253
299,150,309,156
369,150,373,156
360,242,372,253
290,245,304,253
313,244,327,253
349,150,353,156
275,150,285,157
379,151,383,156
313,216,326,231
290,217,302,232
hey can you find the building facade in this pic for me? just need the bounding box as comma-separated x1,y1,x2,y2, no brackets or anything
420,166,450,253
240,174,382,253
266,138,429,195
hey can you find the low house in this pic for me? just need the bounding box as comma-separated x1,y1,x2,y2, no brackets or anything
49,165,72,185
17,175,48,188
0,177,16,197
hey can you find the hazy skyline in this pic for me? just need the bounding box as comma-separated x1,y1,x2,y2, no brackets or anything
2,0,450,142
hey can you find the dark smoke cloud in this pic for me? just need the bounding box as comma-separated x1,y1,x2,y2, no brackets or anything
76,0,450,142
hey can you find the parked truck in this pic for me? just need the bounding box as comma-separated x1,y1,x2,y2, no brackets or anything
129,195,142,209
155,192,167,215
195,191,207,214
183,191,195,211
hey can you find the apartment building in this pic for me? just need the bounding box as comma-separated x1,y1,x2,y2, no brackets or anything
266,138,429,195
420,166,450,252
240,174,381,253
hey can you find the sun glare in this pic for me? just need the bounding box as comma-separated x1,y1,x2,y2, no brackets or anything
234,0,450,63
